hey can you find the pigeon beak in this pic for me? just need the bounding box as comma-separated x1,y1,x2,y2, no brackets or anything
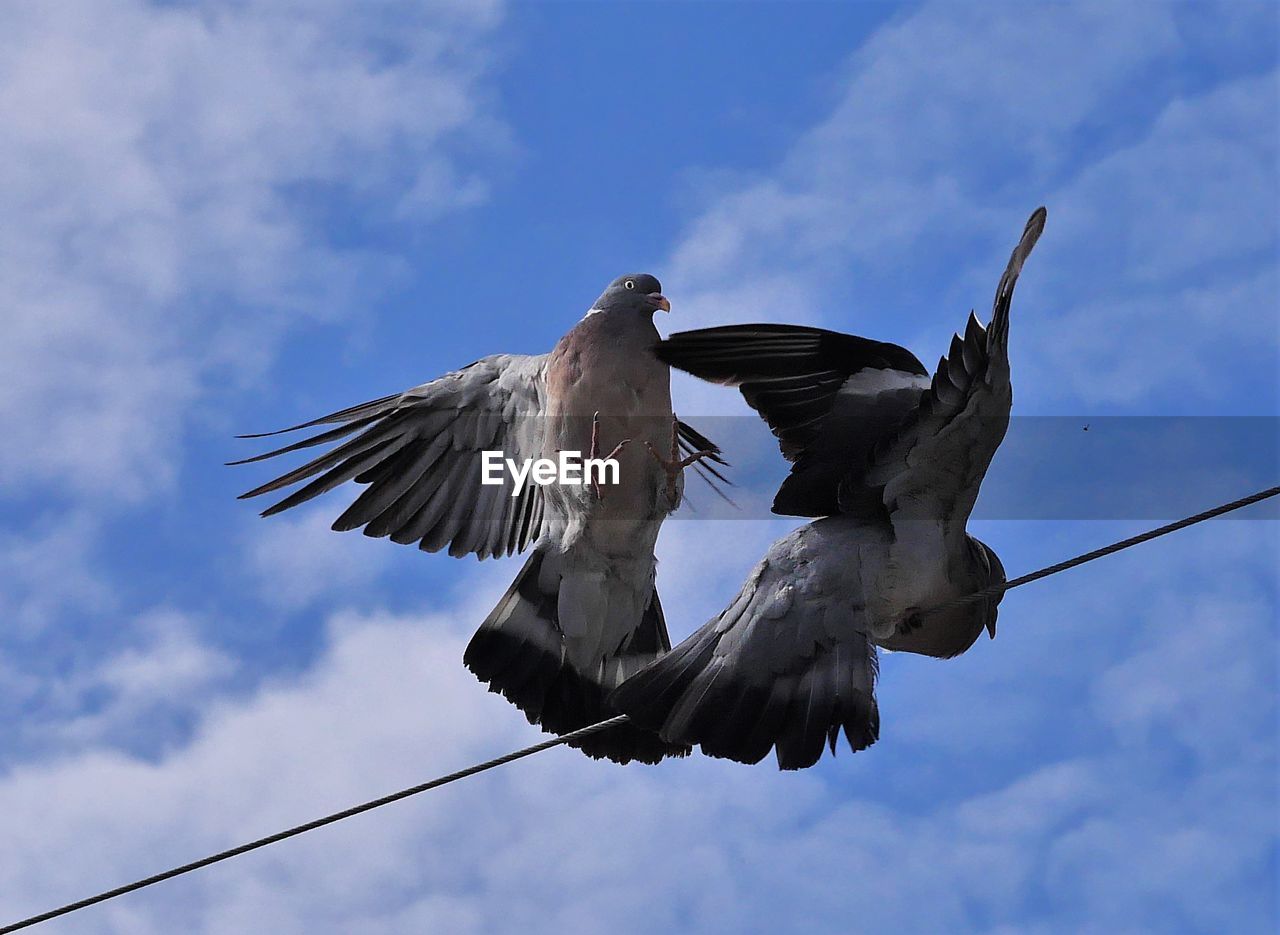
648,293,671,313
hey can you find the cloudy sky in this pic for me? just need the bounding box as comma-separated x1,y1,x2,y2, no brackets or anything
1,1,1276,932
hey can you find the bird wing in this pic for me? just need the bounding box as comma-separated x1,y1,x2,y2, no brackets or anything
609,521,881,770
232,353,548,560
853,207,1046,532
654,325,928,517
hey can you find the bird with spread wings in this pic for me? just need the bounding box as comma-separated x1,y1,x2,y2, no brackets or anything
234,274,728,764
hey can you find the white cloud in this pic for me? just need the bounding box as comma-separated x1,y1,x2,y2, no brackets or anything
0,512,112,637
661,2,1277,412
243,507,394,611
42,610,236,751
1025,72,1279,407
666,1,1182,298
0,0,506,500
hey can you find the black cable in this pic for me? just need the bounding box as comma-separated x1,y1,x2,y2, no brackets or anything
0,717,630,933
3,483,1276,934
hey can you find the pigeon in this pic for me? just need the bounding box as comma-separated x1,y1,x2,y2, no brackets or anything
233,273,728,764
609,208,1046,769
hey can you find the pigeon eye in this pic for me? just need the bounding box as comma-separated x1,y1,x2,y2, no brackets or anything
624,280,635,290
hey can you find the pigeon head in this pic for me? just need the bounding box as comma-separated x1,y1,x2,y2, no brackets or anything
594,273,670,315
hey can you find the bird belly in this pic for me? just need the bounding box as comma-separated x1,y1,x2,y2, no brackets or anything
808,517,957,641
543,342,677,537
868,520,992,656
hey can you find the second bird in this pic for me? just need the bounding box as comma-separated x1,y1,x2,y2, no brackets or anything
611,209,1046,769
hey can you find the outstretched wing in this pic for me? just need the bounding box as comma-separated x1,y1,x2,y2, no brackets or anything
851,207,1047,530
233,353,548,560
654,325,928,517
609,521,880,770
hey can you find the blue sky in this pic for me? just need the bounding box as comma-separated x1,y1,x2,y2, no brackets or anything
0,1,1276,932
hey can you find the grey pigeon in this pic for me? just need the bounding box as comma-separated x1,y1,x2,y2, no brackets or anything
609,209,1046,769
234,274,727,764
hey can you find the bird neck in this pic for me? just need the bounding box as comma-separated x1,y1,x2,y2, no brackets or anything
583,306,658,336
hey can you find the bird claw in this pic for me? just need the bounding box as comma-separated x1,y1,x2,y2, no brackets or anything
645,415,716,504
588,411,630,501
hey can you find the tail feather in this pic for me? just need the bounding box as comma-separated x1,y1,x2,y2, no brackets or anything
464,549,689,765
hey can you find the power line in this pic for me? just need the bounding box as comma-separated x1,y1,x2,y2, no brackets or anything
3,484,1276,934
0,717,628,934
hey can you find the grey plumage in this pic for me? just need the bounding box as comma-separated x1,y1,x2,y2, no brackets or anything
233,354,548,560
235,273,728,764
611,208,1047,769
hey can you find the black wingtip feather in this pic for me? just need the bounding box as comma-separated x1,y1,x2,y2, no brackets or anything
233,393,401,439
656,325,926,384
676,421,730,467
228,416,382,467
675,420,736,505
